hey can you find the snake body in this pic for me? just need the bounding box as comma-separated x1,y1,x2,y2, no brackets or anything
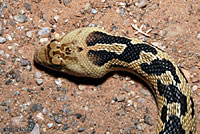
34,27,195,134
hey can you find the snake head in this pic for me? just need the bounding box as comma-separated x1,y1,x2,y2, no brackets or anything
34,38,88,76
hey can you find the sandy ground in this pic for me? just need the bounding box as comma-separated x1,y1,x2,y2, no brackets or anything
0,0,199,134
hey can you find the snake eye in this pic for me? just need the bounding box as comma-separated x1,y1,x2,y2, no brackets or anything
77,47,83,52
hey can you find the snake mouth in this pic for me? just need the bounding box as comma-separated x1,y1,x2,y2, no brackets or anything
34,45,50,66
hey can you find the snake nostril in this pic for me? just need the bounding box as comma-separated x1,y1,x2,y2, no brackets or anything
65,47,71,54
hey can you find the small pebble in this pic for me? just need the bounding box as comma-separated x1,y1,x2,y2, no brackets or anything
19,10,26,15
0,20,4,36
78,127,85,132
144,114,153,125
30,104,38,112
192,85,198,91
0,37,6,43
78,85,87,90
62,123,69,130
25,3,31,11
196,33,200,40
38,27,50,36
55,79,62,87
136,0,147,8
35,72,42,78
0,50,4,55
74,113,82,119
36,113,44,121
91,8,98,14
136,125,142,130
14,15,28,23
115,95,126,102
26,31,32,38
36,79,43,85
5,79,12,85
196,52,200,60
47,123,53,128
120,8,125,17
39,38,48,44
63,0,72,6
5,54,10,59
11,116,24,127
54,114,63,124
21,59,29,66
6,34,12,41
54,16,59,22
30,123,40,134
84,3,92,13
140,89,150,96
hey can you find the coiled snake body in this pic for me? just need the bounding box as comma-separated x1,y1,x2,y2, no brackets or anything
34,27,195,134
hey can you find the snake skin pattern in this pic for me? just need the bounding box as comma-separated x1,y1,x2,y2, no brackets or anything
34,27,195,134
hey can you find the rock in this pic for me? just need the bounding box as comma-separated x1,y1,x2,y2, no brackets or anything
21,59,29,66
120,8,125,17
30,104,38,112
63,0,72,7
192,85,198,91
0,37,6,43
55,78,62,87
30,123,40,134
78,127,85,132
25,3,31,11
36,113,44,121
36,79,43,85
136,0,147,8
196,33,200,40
35,72,42,78
54,114,63,124
196,52,200,60
0,50,4,55
91,8,98,14
140,89,150,96
53,16,59,22
6,34,12,41
39,38,48,44
26,31,32,38
11,116,24,127
0,20,4,35
115,95,126,102
84,3,92,13
47,123,53,128
38,27,50,36
62,123,69,130
78,85,87,90
14,15,28,23
144,114,153,125
74,113,82,119
19,10,26,15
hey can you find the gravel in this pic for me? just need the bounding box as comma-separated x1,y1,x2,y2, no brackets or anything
136,0,147,8
25,3,31,11
38,27,50,36
78,127,85,132
63,0,72,7
54,114,63,124
0,37,6,43
21,59,30,66
36,79,43,85
35,72,42,78
14,15,28,23
0,20,4,36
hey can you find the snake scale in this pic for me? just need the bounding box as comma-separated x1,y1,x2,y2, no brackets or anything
34,27,195,134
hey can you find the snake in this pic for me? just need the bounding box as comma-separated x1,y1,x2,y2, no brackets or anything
34,27,195,134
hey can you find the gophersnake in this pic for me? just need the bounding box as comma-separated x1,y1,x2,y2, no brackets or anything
34,27,195,134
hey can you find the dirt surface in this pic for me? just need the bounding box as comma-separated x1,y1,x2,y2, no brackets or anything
0,0,199,134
